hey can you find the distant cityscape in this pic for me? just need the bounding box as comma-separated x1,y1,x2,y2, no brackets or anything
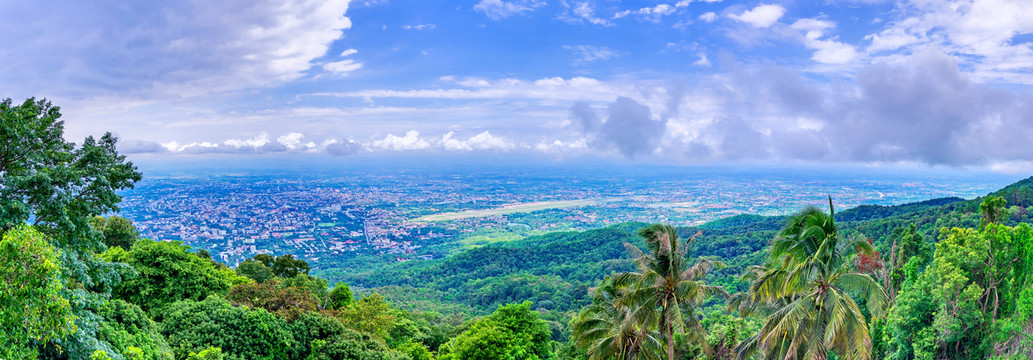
117,166,1013,268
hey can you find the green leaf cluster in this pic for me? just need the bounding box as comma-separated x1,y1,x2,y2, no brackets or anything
438,301,553,360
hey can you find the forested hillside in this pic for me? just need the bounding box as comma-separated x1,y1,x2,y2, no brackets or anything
3,97,1032,360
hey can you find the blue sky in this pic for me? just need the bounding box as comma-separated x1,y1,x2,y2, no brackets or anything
3,0,1033,172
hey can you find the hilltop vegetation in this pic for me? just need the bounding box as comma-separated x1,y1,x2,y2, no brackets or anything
3,97,1032,359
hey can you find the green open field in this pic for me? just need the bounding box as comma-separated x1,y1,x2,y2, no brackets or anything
413,197,622,222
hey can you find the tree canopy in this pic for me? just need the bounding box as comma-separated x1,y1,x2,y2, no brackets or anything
102,239,248,314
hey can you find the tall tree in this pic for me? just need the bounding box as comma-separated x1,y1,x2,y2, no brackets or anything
1,97,142,359
736,198,888,360
616,224,727,360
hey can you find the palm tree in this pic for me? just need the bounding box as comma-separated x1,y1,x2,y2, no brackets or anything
735,197,888,360
617,224,728,360
572,277,664,360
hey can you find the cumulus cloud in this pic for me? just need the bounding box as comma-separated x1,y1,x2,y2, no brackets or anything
158,132,325,154
568,97,667,157
698,12,717,23
439,131,516,151
728,4,785,28
0,0,353,98
790,18,858,64
225,132,272,149
276,132,303,148
372,130,432,151
474,0,546,20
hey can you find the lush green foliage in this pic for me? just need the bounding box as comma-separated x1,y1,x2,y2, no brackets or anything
438,302,553,360
235,259,275,283
884,223,1033,359
91,216,141,250
96,299,174,360
0,225,74,359
159,296,294,360
103,239,248,314
328,283,354,310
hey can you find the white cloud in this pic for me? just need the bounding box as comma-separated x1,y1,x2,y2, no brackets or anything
534,139,589,154
439,131,516,151
401,24,437,30
614,4,676,23
277,132,306,149
0,0,353,98
224,132,271,148
162,141,216,152
865,27,921,53
558,1,614,26
728,4,785,28
474,0,546,20
698,12,717,22
323,59,363,76
340,48,359,57
156,131,331,154
564,45,621,64
693,53,711,66
372,130,431,151
791,18,858,64
439,132,472,151
467,131,516,150
863,0,1033,84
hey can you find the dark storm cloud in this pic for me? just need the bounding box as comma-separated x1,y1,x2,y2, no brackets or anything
569,96,667,157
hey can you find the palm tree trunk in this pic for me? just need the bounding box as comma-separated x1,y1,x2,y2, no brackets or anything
667,321,675,360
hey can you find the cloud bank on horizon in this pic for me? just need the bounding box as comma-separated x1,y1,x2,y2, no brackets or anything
3,0,1033,171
